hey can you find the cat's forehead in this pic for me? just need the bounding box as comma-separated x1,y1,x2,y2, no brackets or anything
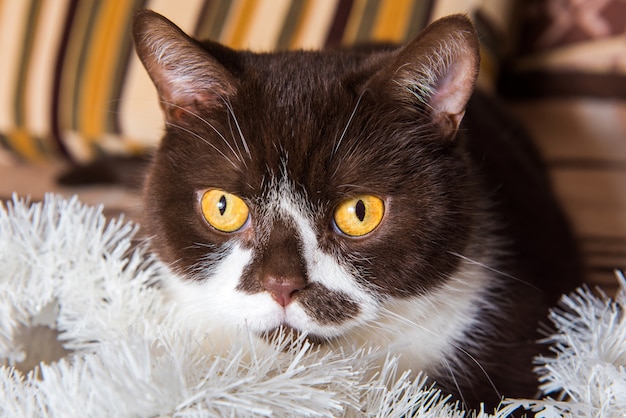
208,55,377,189
236,51,374,108
246,50,372,84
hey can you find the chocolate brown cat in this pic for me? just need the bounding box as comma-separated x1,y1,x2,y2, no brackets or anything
132,10,582,410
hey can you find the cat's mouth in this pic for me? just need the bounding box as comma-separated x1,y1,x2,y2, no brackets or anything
252,282,366,345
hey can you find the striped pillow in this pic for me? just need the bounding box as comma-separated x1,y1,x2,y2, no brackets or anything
0,0,514,163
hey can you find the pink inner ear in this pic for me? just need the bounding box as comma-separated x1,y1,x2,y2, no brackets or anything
429,53,477,118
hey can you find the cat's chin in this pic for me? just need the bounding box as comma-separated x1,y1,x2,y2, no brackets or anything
260,325,334,347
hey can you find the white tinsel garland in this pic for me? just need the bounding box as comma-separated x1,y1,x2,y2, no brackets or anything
0,194,623,417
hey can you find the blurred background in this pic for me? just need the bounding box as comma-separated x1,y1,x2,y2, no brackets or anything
0,0,624,294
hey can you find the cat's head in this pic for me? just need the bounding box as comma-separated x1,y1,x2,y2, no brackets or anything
133,10,480,343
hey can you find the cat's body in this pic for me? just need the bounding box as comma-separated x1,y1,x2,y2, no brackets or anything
132,11,582,409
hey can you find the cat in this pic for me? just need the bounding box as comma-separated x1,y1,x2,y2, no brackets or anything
132,9,583,410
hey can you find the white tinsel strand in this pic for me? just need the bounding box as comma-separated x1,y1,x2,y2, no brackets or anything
507,273,626,417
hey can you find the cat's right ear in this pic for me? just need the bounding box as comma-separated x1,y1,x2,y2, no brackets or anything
132,10,237,122
369,15,479,141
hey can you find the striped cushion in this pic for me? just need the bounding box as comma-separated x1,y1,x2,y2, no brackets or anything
0,0,514,163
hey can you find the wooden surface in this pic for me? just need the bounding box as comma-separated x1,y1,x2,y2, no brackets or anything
0,163,144,224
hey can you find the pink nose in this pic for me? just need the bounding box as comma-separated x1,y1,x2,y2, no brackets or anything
262,276,306,307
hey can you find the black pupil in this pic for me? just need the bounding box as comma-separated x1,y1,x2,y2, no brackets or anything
218,195,227,215
355,199,366,222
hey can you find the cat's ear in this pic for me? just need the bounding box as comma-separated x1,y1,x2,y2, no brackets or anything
132,10,236,122
372,15,479,140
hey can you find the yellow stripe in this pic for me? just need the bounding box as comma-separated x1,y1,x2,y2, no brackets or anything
288,0,314,49
0,0,31,133
289,0,337,50
223,0,259,49
79,1,132,142
244,0,291,51
341,0,367,45
429,0,474,21
7,129,46,162
372,0,413,43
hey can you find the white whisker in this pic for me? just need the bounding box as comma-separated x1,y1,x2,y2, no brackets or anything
165,122,237,169
225,109,244,167
441,357,467,409
161,100,245,165
448,251,540,291
221,102,247,168
223,98,252,161
331,89,367,157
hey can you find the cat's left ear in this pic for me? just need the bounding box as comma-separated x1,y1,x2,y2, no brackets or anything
372,15,479,140
132,10,237,122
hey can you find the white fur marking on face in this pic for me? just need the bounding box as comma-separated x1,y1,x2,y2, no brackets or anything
272,179,380,327
165,243,284,334
273,180,361,292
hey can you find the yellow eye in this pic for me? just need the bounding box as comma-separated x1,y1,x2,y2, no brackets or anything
200,189,250,233
333,195,384,237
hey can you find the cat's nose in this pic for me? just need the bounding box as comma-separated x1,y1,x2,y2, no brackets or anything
262,276,306,307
